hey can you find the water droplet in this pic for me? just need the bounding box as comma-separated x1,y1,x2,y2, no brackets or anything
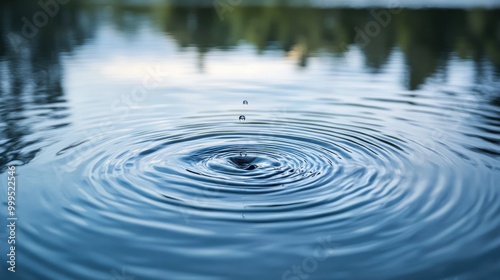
239,115,246,122
242,214,246,219
240,151,247,157
243,100,248,105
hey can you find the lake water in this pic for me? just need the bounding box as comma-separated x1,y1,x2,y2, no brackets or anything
1,1,500,279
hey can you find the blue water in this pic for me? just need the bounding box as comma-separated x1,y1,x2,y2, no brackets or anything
1,2,500,279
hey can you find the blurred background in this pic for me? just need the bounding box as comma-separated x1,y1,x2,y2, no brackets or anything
1,0,499,166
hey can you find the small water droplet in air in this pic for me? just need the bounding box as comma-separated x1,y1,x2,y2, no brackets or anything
243,100,248,105
242,214,246,219
239,115,246,122
240,151,247,157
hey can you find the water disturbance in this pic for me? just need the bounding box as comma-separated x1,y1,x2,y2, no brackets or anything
0,3,499,280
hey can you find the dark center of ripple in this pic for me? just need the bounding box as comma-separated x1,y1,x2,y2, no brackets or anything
165,140,341,190
206,151,284,176
228,155,259,170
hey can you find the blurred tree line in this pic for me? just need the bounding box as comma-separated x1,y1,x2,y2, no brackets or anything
151,6,500,90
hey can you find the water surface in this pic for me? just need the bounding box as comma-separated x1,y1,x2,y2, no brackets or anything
1,1,500,279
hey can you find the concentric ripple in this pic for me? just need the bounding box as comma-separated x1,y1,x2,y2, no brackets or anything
57,112,423,225
50,103,500,279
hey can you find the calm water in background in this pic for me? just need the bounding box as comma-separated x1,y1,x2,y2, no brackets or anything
1,1,500,279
